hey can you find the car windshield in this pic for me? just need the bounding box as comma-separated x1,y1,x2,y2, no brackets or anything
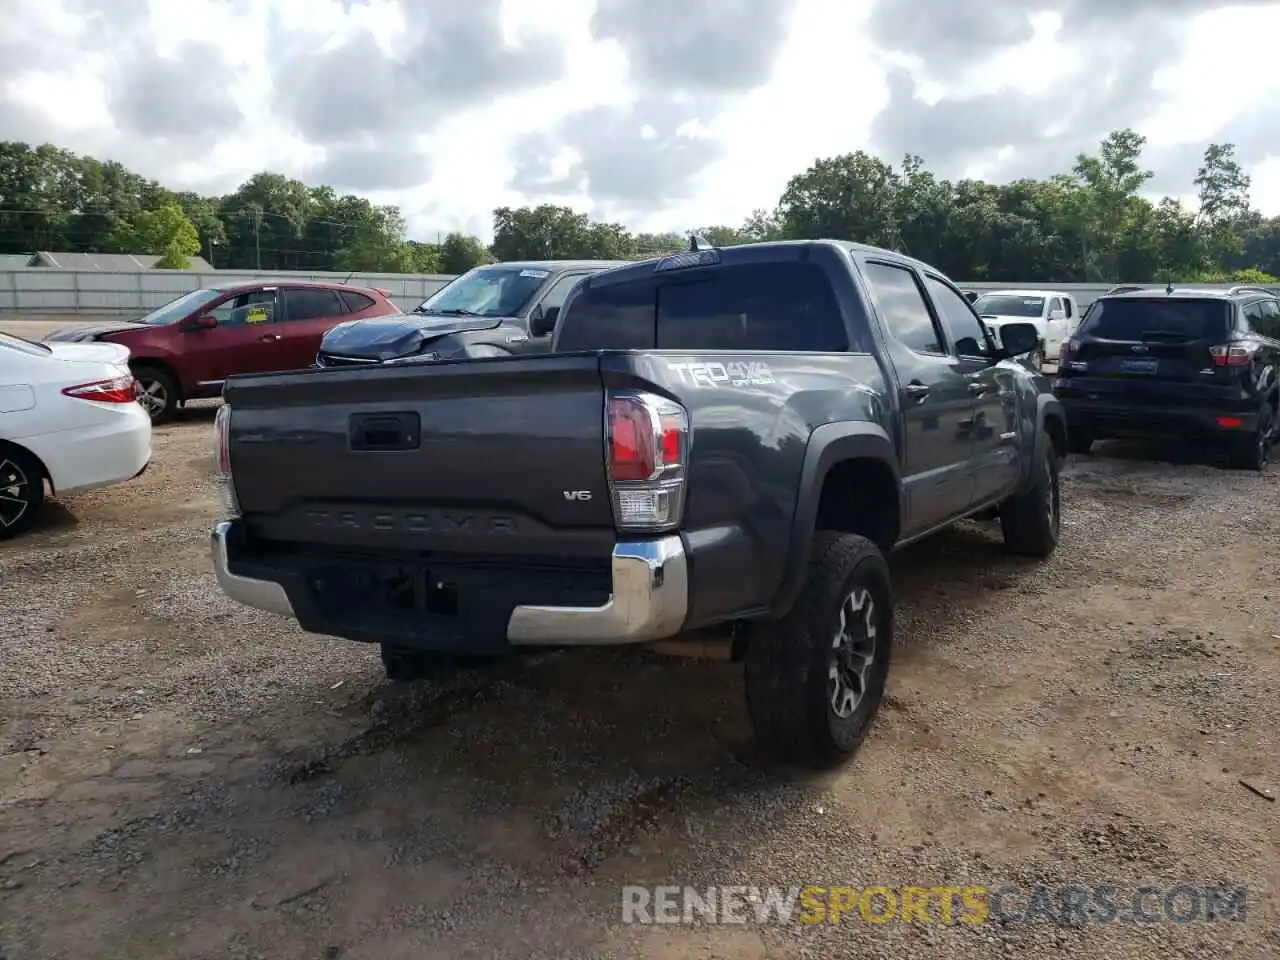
137,288,226,325
413,266,550,318
0,331,52,356
973,295,1046,318
1077,298,1231,343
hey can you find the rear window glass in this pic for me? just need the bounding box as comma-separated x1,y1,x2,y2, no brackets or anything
556,261,847,352
553,277,656,352
0,331,51,356
656,262,846,351
1077,298,1230,342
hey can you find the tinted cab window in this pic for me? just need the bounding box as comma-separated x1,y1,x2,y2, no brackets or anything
556,261,848,352
656,263,846,351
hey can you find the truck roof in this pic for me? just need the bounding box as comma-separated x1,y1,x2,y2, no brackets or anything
582,240,949,289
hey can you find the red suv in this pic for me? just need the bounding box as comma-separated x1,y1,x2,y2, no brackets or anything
43,281,399,422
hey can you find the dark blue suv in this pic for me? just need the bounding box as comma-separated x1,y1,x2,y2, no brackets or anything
1056,285,1280,470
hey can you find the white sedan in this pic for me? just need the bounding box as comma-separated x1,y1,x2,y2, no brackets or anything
0,331,152,540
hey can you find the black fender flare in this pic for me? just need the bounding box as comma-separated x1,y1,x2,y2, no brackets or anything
767,421,902,619
1034,392,1067,466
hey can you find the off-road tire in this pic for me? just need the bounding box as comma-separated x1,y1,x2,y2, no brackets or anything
0,445,44,541
1001,440,1060,557
132,364,180,425
1228,404,1273,472
744,532,893,769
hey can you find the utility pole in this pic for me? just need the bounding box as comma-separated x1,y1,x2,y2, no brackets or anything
254,212,262,271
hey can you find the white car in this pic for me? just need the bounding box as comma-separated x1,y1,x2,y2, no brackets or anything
971,290,1081,368
0,331,152,540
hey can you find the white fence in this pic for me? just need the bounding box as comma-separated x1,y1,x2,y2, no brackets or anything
0,268,456,316
0,267,1274,318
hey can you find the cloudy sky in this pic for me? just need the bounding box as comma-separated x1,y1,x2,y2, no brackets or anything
3,0,1280,241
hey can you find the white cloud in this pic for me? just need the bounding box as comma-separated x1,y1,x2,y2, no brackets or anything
2,0,1280,243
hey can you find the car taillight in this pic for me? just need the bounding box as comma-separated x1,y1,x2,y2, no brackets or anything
1059,340,1079,364
214,403,241,516
606,392,689,533
61,375,137,403
1209,342,1257,367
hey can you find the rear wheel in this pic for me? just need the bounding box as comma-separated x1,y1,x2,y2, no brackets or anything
132,364,179,425
744,532,893,768
1228,405,1273,472
0,446,44,541
1026,343,1045,372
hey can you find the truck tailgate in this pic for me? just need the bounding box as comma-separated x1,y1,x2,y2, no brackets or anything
224,354,616,558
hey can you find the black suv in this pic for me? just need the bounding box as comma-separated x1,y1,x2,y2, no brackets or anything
1056,285,1280,469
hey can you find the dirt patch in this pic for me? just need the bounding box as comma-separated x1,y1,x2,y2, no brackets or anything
1,429,1277,959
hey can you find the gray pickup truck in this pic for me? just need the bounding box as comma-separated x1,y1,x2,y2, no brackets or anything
212,239,1065,768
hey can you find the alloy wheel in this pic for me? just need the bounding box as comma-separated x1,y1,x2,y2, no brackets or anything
829,587,878,719
136,379,168,418
0,458,32,529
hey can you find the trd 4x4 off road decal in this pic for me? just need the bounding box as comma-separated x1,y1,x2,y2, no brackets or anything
665,359,775,388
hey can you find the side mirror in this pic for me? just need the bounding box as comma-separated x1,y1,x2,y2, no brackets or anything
995,321,1040,358
529,304,559,337
1048,308,1066,321
184,314,217,331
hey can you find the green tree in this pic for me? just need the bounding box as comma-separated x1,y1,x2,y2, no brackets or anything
108,202,201,268
437,232,491,273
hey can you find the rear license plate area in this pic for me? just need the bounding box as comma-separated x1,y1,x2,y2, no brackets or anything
312,562,459,618
1119,357,1158,374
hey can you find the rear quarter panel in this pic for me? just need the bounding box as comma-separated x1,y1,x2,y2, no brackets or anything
603,350,890,626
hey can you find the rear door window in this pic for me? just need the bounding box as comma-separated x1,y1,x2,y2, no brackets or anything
1077,298,1230,343
655,262,846,351
283,288,345,321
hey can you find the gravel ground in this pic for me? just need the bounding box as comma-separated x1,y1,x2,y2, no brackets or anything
1,410,1277,960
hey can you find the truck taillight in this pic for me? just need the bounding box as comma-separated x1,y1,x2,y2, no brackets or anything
606,392,689,533
1209,342,1258,366
61,375,136,404
214,403,241,516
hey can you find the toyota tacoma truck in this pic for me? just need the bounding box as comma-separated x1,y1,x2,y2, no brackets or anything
212,239,1065,768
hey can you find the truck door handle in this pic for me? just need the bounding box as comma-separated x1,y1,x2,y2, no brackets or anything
904,382,930,401
259,333,281,342
349,412,421,451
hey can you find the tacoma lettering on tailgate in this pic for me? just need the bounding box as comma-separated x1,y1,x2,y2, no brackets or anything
302,508,519,535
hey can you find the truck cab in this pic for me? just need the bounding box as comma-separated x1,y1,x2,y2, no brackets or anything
970,289,1080,368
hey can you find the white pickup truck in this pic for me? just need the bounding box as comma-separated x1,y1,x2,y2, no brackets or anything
970,289,1080,369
